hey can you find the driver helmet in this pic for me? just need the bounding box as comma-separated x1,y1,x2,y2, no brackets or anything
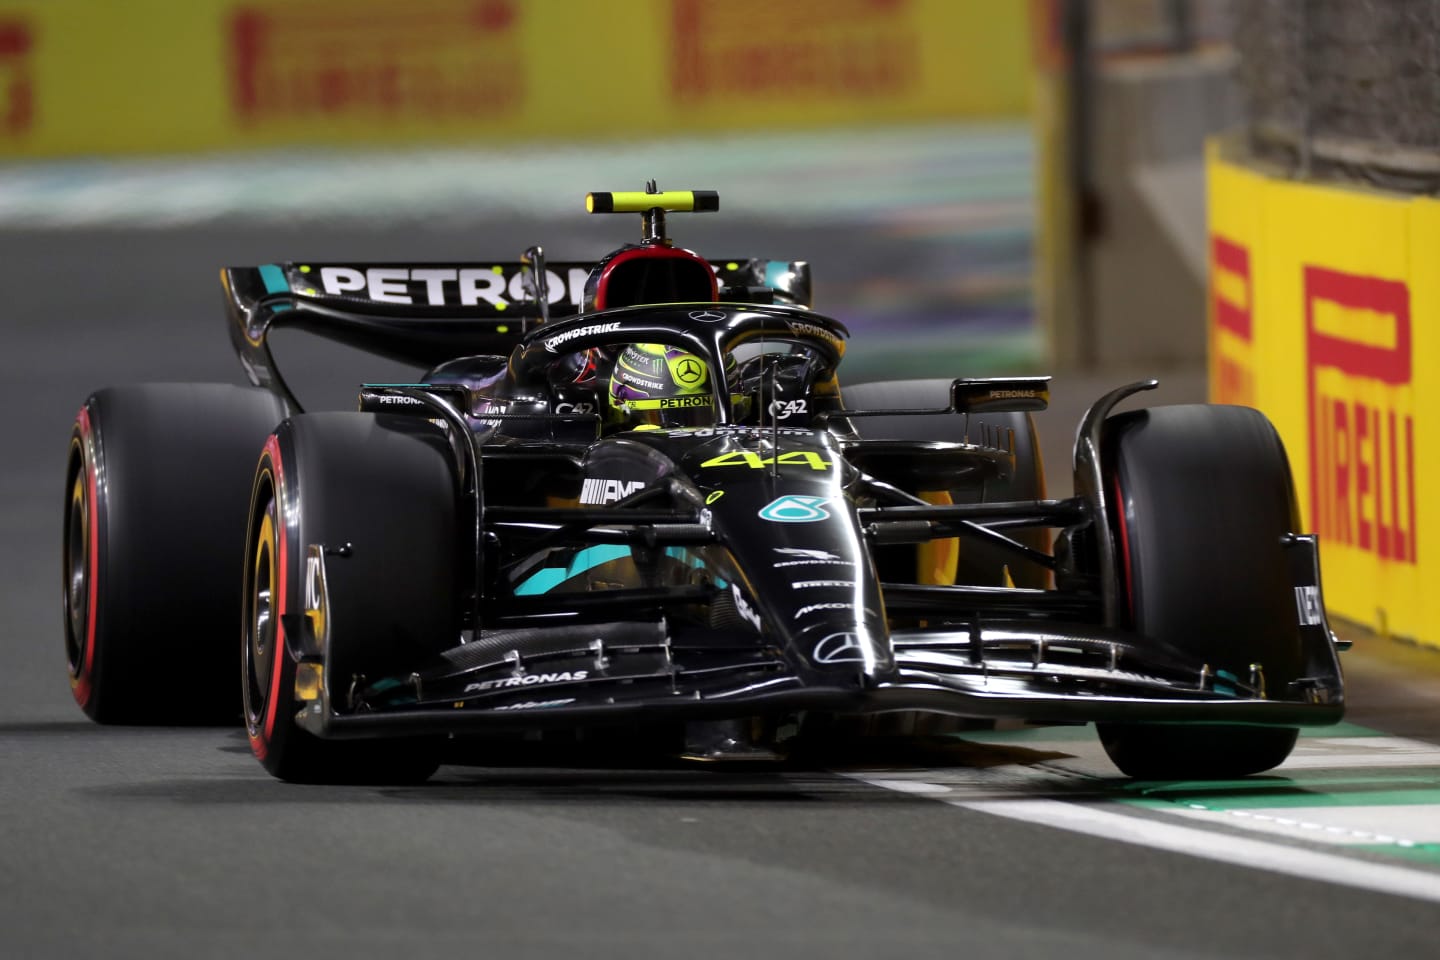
607,343,716,430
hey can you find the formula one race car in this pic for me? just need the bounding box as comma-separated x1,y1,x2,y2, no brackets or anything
63,186,1346,783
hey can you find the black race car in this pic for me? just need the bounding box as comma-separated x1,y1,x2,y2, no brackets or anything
63,187,1345,783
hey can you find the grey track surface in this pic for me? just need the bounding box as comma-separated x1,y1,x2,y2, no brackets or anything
3,224,1439,959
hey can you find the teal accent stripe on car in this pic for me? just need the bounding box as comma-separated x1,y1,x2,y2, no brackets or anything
764,260,788,288
258,263,293,313
513,544,728,596
514,544,632,596
258,263,289,293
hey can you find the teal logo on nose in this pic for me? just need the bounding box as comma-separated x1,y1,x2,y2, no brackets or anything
758,495,830,523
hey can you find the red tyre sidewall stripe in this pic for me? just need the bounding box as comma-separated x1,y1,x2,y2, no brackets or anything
71,407,99,707
265,434,288,744
251,434,288,757
1112,473,1135,623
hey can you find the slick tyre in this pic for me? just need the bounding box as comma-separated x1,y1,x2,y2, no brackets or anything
64,384,284,724
1097,404,1302,779
842,378,1046,587
244,413,458,784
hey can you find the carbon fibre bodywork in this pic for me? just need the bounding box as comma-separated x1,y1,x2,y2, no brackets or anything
57,191,1343,784
218,282,1345,742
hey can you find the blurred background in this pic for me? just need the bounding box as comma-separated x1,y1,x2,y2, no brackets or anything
0,0,1232,381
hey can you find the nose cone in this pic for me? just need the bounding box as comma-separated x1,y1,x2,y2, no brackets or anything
708,497,894,677
681,436,895,681
654,427,898,682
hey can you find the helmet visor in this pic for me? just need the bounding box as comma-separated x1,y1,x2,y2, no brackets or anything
623,394,715,429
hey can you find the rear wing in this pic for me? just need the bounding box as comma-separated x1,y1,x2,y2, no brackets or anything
223,256,811,380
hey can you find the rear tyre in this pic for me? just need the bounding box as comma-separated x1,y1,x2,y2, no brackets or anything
64,384,284,723
243,413,457,784
1097,404,1303,779
842,378,1046,587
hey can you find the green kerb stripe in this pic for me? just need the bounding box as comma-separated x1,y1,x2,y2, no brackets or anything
1351,844,1440,865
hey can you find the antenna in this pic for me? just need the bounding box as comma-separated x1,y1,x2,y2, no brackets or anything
643,179,665,245
521,245,550,325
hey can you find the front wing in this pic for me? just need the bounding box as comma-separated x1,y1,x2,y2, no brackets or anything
299,618,1345,741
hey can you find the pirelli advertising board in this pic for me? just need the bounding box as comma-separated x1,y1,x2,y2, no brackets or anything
0,0,1029,157
1208,139,1437,648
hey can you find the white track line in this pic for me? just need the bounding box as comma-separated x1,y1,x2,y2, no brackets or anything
847,777,1440,905
1164,803,1440,847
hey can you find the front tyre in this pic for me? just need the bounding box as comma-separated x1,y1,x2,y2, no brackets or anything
1098,724,1299,780
243,416,456,784
1097,404,1304,779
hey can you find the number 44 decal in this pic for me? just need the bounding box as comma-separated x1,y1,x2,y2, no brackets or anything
701,451,831,471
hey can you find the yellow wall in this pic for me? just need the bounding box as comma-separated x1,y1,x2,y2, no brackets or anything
1208,139,1437,647
1029,0,1073,372
0,0,1031,158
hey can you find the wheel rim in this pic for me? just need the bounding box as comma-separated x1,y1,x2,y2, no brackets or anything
63,462,89,677
244,491,278,733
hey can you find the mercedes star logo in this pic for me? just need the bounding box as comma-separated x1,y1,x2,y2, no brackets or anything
812,632,867,664
688,310,725,322
675,358,703,384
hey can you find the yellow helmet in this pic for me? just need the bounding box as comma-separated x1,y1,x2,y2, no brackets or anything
607,343,715,430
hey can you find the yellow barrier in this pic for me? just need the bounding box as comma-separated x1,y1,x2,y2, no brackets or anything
0,0,1030,158
1208,138,1437,648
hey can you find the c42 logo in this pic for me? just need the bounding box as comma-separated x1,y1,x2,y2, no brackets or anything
768,399,807,420
700,451,831,471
